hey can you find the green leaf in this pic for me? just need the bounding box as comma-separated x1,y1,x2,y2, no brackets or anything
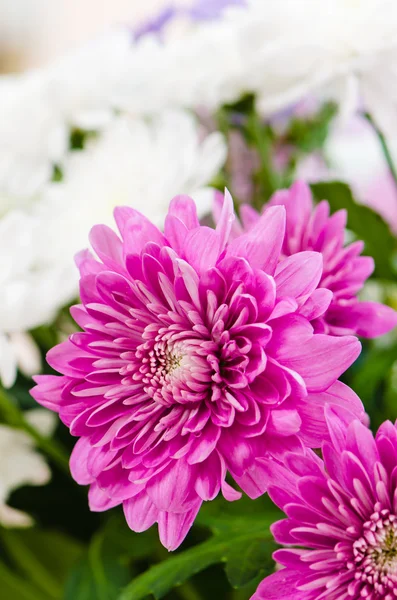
0,557,53,600
311,181,396,279
63,559,97,600
225,538,276,588
384,359,397,420
64,516,149,600
0,528,84,600
349,342,397,428
286,102,337,153
118,496,280,600
118,530,276,600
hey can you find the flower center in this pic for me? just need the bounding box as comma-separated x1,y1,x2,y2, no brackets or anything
352,509,397,596
152,341,183,376
132,327,214,407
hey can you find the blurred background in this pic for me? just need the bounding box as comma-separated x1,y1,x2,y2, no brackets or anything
0,0,185,72
1,3,397,600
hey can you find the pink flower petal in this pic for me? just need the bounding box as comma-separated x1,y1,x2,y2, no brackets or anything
215,188,235,251
227,205,286,274
252,568,304,600
158,501,202,551
275,251,323,300
123,491,159,533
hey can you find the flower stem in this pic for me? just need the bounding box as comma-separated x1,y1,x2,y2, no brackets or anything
246,109,280,207
0,387,70,474
365,112,397,192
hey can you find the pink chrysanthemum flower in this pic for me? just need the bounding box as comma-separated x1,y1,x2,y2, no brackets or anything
31,192,363,550
215,181,397,338
252,409,397,600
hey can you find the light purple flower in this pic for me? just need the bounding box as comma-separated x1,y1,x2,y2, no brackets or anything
31,192,363,550
134,0,245,41
252,409,397,600
218,181,397,338
134,6,177,41
188,0,246,20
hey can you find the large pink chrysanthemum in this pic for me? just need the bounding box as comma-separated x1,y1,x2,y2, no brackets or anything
252,409,397,600
215,181,397,338
31,192,363,550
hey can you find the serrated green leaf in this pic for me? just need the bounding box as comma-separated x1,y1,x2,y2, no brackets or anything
311,181,396,279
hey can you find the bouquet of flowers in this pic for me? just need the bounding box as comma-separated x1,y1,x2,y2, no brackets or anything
1,1,397,598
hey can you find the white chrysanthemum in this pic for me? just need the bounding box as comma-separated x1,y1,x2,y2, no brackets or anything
35,109,226,285
0,409,55,527
2,0,397,198
0,73,68,199
0,109,226,387
0,30,132,199
0,210,74,387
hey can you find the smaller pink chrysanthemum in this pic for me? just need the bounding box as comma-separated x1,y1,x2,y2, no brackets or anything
252,409,397,600
214,180,397,338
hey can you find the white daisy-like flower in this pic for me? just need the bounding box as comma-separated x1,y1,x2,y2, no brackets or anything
0,409,56,527
36,109,226,273
2,0,397,198
0,209,74,388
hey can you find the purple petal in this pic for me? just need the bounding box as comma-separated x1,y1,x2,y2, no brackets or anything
215,188,235,251
227,206,286,274
70,437,95,485
331,301,397,338
146,460,196,512
252,568,304,600
164,214,188,255
298,288,332,321
122,210,166,254
274,323,361,392
123,491,159,533
275,251,323,300
168,195,199,230
89,224,123,270
184,227,221,273
158,501,202,551
88,483,122,511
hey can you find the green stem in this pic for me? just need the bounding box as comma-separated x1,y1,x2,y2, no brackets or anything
246,110,281,208
0,387,70,474
365,112,397,192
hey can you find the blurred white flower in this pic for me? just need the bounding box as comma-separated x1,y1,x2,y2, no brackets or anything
0,72,68,199
1,0,397,198
118,0,397,128
0,109,226,387
0,409,55,527
0,210,73,387
36,109,226,275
